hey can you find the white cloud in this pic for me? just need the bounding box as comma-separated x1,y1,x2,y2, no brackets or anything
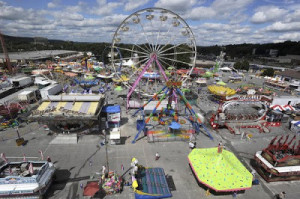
183,0,253,21
212,0,254,15
47,0,60,8
278,32,300,40
265,21,300,32
285,9,300,22
124,0,150,11
155,0,196,13
52,12,84,21
184,7,216,20
92,0,122,15
251,6,288,23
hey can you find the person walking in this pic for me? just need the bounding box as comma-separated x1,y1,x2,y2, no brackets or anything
155,152,160,161
276,191,286,199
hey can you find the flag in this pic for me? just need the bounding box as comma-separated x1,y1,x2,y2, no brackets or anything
1,153,8,163
29,162,34,174
121,164,124,171
23,154,26,162
38,150,44,160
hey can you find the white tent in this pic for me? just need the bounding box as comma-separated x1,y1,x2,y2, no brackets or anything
123,59,134,66
220,67,232,72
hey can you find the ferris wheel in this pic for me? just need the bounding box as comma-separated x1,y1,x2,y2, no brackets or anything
111,8,197,106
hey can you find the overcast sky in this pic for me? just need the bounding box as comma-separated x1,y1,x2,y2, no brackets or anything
0,0,299,46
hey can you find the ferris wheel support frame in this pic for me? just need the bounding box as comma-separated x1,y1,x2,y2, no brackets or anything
126,54,172,109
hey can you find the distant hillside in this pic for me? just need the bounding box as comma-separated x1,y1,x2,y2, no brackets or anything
1,34,110,57
198,41,300,58
1,34,300,59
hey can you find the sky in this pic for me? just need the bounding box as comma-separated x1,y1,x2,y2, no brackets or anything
0,0,300,46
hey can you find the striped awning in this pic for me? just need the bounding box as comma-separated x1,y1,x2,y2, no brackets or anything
37,101,99,115
270,104,295,112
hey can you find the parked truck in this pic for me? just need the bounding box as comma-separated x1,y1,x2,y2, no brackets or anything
40,84,62,99
11,77,33,88
18,89,39,103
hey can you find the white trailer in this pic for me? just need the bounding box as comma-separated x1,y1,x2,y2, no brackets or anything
271,96,300,106
11,76,33,88
40,84,62,99
18,90,37,102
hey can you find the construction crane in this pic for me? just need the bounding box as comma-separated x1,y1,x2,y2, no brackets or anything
0,30,12,74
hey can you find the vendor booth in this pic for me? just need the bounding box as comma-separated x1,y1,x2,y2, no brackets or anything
101,105,121,144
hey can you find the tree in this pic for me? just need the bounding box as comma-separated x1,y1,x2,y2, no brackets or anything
234,60,249,71
261,68,274,77
234,61,242,70
241,60,249,71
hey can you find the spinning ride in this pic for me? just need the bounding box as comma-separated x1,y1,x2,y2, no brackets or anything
132,80,213,143
254,135,300,182
111,8,197,109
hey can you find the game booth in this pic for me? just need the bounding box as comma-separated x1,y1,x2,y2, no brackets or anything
101,105,121,144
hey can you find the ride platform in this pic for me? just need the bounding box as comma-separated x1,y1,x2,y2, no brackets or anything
147,129,195,142
135,167,172,199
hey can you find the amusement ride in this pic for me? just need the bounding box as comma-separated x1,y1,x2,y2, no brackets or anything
110,8,197,109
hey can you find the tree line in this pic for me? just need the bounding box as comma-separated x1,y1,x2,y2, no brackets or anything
1,34,300,66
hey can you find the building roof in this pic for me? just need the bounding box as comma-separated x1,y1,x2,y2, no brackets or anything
0,50,77,60
30,94,105,121
278,69,300,80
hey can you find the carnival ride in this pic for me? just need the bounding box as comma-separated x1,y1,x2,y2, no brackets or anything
0,102,28,119
237,84,274,96
0,160,56,198
210,94,273,134
132,166,172,199
74,78,99,91
110,8,197,109
188,147,252,192
131,80,213,144
207,85,236,102
254,135,300,182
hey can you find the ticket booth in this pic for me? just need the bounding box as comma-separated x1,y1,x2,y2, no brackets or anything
101,105,121,144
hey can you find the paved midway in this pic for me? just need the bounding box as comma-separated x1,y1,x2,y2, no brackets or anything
0,72,299,199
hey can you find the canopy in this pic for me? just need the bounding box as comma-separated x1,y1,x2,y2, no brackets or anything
102,105,121,113
208,85,236,97
85,75,95,80
83,182,99,196
114,86,123,91
217,81,226,86
93,66,102,71
220,67,232,71
188,148,252,192
182,88,190,92
169,121,181,129
123,59,134,66
291,121,300,127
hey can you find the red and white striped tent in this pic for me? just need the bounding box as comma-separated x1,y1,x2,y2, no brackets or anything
270,104,295,112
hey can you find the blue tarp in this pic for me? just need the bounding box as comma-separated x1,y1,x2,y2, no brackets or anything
169,121,181,129
102,105,121,113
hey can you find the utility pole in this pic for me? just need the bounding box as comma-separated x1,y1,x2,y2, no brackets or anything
105,121,109,172
0,30,12,74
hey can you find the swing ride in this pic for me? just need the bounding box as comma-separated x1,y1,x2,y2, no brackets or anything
131,80,213,143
